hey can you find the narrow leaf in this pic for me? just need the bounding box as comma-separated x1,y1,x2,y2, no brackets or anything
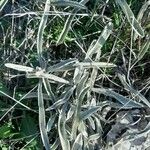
85,22,113,59
115,0,144,37
137,40,150,61
118,73,150,108
46,86,75,111
56,0,89,45
134,0,150,40
72,133,83,150
92,88,143,108
5,63,34,72
74,62,116,68
0,0,8,11
51,0,87,9
48,58,78,73
46,115,56,132
38,80,50,150
80,106,102,120
58,106,70,150
37,0,51,65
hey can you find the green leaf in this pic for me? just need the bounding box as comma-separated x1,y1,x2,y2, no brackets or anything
72,133,83,150
46,86,75,111
76,72,89,97
46,115,56,132
5,63,34,72
80,106,102,120
38,80,50,150
88,133,100,142
74,62,116,68
92,88,143,108
37,0,51,65
134,0,150,40
0,123,16,139
85,22,113,59
48,58,78,73
56,0,89,45
115,0,144,37
58,106,70,150
137,40,150,61
0,0,8,12
51,0,87,9
118,73,150,108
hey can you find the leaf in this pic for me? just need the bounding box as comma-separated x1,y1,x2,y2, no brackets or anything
38,80,50,150
46,86,75,111
48,58,78,73
37,0,51,65
51,0,87,9
66,106,75,120
42,78,55,103
0,0,8,12
88,134,100,142
0,123,16,139
73,66,84,85
74,62,116,68
58,106,70,150
80,106,102,120
50,138,60,150
137,40,150,61
87,117,95,130
27,71,70,84
46,115,56,132
85,22,113,59
72,133,83,150
77,86,90,102
118,73,150,108
92,88,143,108
76,72,89,97
134,0,150,40
56,0,89,45
22,92,50,100
5,63,34,72
115,0,144,37
78,121,87,137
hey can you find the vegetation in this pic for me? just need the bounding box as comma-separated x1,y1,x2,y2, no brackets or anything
0,0,150,149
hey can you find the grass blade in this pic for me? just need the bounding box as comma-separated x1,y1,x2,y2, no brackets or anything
46,115,56,132
0,0,8,11
134,0,150,40
118,73,150,108
5,63,34,72
58,105,70,150
92,88,143,108
38,80,50,150
42,73,70,84
115,0,144,37
137,40,150,61
51,0,86,9
37,0,51,65
85,22,113,59
80,106,102,120
56,0,89,45
42,78,55,103
48,58,78,73
72,133,83,150
74,62,116,68
46,86,75,111
76,72,89,97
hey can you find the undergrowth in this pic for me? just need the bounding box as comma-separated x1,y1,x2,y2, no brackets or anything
0,0,150,149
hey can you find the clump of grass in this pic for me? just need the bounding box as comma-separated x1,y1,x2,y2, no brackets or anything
0,0,150,149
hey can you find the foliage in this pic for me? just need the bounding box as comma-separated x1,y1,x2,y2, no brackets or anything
0,0,150,149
